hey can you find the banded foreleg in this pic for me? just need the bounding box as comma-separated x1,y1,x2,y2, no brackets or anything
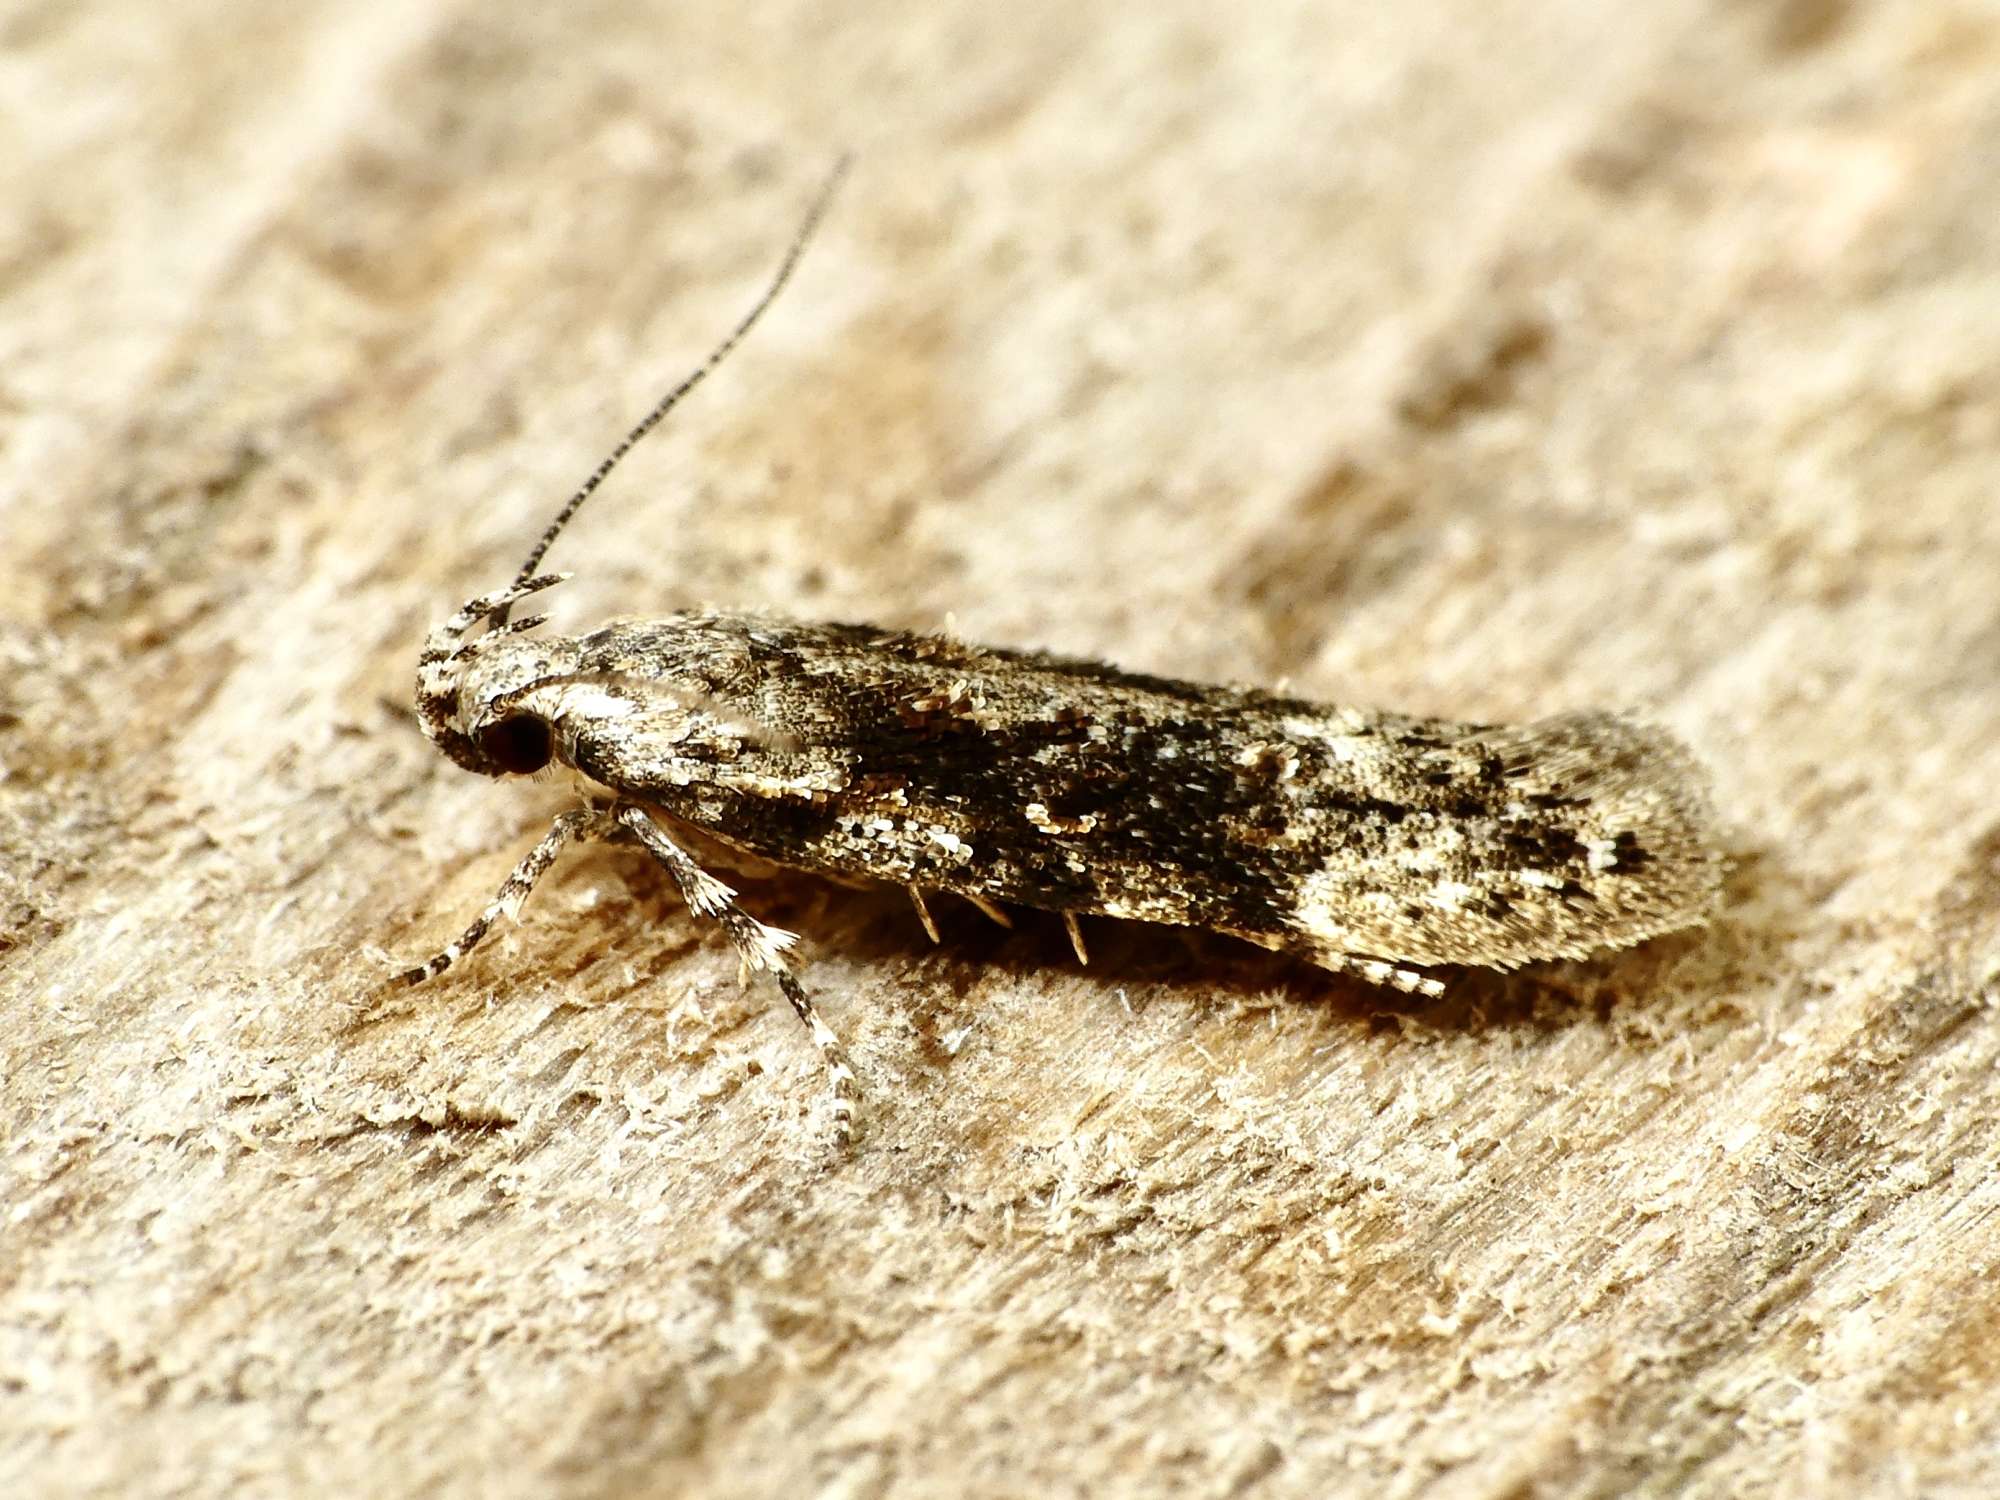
400,808,602,985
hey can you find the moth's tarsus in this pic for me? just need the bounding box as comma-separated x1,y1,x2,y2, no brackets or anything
407,162,1723,1151
397,808,600,987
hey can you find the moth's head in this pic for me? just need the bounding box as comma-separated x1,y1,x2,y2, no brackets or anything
409,164,846,779
415,573,580,777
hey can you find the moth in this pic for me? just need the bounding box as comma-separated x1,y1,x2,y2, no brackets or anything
402,163,1722,1144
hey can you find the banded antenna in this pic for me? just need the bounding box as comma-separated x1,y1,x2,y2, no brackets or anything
498,155,851,617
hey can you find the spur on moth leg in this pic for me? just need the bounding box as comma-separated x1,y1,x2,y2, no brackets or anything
1063,912,1089,966
907,886,942,944
964,892,1014,931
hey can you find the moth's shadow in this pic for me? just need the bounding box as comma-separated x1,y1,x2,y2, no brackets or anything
730,865,1727,1040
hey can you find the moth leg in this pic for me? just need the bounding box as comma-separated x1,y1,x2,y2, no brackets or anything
963,891,1014,929
1063,911,1089,965
614,804,858,1146
1326,953,1446,999
399,808,601,986
907,886,942,944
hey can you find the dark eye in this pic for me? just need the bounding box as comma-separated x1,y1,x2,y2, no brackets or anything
477,715,553,775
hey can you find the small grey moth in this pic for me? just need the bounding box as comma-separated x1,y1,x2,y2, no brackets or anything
403,161,1722,1146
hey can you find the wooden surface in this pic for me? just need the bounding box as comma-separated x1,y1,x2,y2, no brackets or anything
7,3,2000,1496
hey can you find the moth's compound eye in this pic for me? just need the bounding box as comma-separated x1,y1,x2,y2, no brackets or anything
477,714,554,775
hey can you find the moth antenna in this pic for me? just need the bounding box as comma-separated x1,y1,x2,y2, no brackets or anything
504,154,851,600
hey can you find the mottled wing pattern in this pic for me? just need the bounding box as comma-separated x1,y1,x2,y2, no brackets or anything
551,613,1720,972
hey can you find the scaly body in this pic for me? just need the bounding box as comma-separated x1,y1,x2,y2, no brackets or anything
485,610,1718,973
